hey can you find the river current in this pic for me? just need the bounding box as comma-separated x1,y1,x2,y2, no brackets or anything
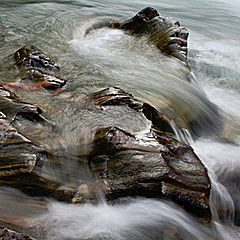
0,0,240,239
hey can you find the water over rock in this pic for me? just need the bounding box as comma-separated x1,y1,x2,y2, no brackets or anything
0,8,214,233
86,7,189,62
86,7,221,138
3,45,66,91
0,82,211,223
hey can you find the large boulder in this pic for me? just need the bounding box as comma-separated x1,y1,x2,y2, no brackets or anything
0,83,211,223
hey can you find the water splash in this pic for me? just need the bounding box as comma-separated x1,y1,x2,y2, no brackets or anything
29,198,212,240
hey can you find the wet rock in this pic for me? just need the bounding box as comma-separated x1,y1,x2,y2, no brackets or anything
0,84,211,222
86,8,223,138
0,226,36,240
87,7,189,62
0,112,56,193
0,83,45,122
0,86,59,197
14,45,59,72
88,127,211,222
2,45,66,91
20,69,66,90
89,88,211,222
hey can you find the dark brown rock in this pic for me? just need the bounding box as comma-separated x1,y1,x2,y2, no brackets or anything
86,7,189,62
86,87,211,222
88,127,210,222
2,45,66,91
20,69,66,90
14,45,59,72
0,85,211,222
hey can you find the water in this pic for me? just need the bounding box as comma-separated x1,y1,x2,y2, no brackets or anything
0,0,240,239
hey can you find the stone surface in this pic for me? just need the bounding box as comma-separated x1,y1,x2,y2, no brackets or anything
0,84,211,222
14,45,59,72
86,7,189,62
2,45,66,91
87,88,211,221
0,226,36,240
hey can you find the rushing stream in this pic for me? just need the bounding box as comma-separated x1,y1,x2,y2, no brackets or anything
0,0,240,239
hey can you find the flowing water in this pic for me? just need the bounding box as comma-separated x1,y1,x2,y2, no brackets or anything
0,0,240,239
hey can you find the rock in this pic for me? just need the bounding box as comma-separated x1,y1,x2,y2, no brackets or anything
2,45,66,91
0,84,211,223
0,84,59,197
0,226,36,240
87,88,211,222
0,83,45,122
16,69,66,90
86,8,222,138
86,7,189,62
14,45,60,72
0,112,58,195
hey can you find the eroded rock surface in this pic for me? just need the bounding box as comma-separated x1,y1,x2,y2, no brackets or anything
87,7,189,62
87,88,211,221
3,45,66,91
0,84,211,222
14,45,60,72
0,10,212,226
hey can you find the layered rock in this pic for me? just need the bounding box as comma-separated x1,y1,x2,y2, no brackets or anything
4,45,66,90
86,7,188,62
0,84,211,223
87,88,211,221
0,9,213,226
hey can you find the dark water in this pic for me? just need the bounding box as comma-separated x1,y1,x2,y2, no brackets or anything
0,0,240,239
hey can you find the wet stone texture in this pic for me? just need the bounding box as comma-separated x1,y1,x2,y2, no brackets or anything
0,83,211,223
14,45,60,72
87,7,189,62
88,88,211,222
3,45,66,91
0,226,36,240
0,8,212,230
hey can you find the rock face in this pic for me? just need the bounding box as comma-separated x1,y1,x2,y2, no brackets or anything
0,9,212,227
87,88,211,221
0,81,211,222
87,7,189,62
4,45,66,90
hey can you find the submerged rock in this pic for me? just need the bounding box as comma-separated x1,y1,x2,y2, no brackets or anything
86,7,221,138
